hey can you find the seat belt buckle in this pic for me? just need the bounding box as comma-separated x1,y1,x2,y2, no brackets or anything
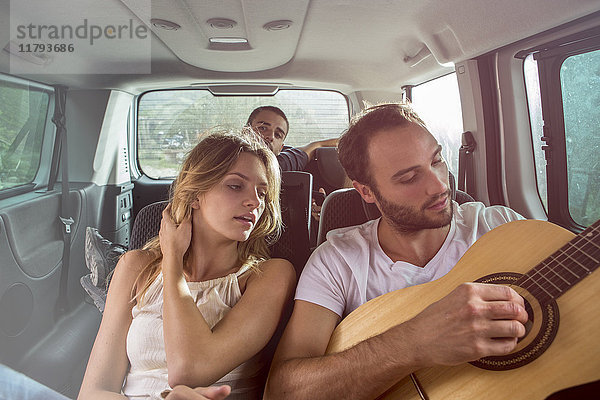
59,216,74,234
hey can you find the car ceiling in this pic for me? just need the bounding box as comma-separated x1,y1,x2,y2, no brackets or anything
1,0,599,95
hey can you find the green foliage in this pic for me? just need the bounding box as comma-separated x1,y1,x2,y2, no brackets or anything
0,81,49,190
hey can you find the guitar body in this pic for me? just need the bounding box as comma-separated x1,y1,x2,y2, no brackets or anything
325,219,600,399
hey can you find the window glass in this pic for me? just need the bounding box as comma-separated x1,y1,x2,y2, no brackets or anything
411,72,463,175
0,79,50,190
524,55,548,210
560,49,600,226
137,89,349,178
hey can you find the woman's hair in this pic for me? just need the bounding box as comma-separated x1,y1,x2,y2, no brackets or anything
133,129,282,305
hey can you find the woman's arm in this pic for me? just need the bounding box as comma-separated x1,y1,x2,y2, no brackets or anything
162,257,296,388
78,250,152,400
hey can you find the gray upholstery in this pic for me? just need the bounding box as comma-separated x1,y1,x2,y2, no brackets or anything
274,171,312,277
314,146,348,190
130,201,167,250
317,188,368,245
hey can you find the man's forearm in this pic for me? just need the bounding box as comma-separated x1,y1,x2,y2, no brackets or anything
296,143,320,161
297,138,338,161
265,325,417,400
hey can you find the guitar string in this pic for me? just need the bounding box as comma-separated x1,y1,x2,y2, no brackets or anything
506,224,599,324
533,230,600,291
520,226,599,300
509,223,599,302
518,226,599,301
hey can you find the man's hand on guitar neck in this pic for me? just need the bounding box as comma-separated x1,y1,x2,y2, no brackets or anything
405,282,529,368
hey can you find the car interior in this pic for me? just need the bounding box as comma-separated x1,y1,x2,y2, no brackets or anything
1,0,599,398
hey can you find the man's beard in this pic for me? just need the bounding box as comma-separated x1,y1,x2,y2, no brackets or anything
373,187,454,233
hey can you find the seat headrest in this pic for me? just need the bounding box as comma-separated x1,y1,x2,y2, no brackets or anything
315,147,349,190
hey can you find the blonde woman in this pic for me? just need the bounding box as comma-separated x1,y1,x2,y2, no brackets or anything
79,132,296,400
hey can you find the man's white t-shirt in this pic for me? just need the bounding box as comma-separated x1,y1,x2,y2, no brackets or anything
295,201,524,318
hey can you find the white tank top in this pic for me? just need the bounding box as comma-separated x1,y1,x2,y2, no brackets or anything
122,264,268,400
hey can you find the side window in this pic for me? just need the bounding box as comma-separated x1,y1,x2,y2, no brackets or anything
560,49,600,226
0,77,50,191
523,34,600,228
137,89,349,178
410,72,464,175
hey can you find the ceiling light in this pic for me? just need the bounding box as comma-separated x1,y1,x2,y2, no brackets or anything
263,20,293,31
209,37,248,44
208,37,250,51
207,18,237,29
150,18,181,31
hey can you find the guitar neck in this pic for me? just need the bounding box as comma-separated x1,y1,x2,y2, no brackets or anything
514,219,600,304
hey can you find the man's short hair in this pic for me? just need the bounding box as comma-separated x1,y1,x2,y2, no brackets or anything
337,103,427,187
246,106,290,137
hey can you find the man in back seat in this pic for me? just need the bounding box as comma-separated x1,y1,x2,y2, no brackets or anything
247,106,338,172
264,103,527,399
247,105,337,222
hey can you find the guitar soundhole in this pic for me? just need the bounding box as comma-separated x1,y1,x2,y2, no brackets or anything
469,272,560,371
518,299,534,343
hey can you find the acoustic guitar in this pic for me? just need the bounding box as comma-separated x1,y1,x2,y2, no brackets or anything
325,219,600,399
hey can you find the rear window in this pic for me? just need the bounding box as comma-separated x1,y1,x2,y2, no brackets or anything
137,89,349,178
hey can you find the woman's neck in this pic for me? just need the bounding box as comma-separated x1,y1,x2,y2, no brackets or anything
184,230,241,282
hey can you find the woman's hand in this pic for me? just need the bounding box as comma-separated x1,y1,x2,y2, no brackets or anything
159,204,192,262
162,385,231,400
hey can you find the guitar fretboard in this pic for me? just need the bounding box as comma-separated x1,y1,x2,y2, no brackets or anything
515,219,600,304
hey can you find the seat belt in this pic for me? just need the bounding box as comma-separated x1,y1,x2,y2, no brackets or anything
51,85,74,319
458,131,476,194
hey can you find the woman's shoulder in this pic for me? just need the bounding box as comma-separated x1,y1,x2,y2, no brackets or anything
112,249,157,287
118,249,155,271
241,257,296,302
260,257,295,273
247,257,296,287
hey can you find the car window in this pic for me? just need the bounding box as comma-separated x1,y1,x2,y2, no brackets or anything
0,77,50,191
525,45,600,227
411,72,463,175
560,49,600,226
137,89,349,178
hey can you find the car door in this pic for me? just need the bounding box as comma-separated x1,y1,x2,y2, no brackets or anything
0,77,133,398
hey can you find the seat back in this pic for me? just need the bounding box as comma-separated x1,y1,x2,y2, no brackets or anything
268,171,313,277
130,201,168,250
316,188,367,246
317,173,475,246
129,171,313,277
314,146,349,191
